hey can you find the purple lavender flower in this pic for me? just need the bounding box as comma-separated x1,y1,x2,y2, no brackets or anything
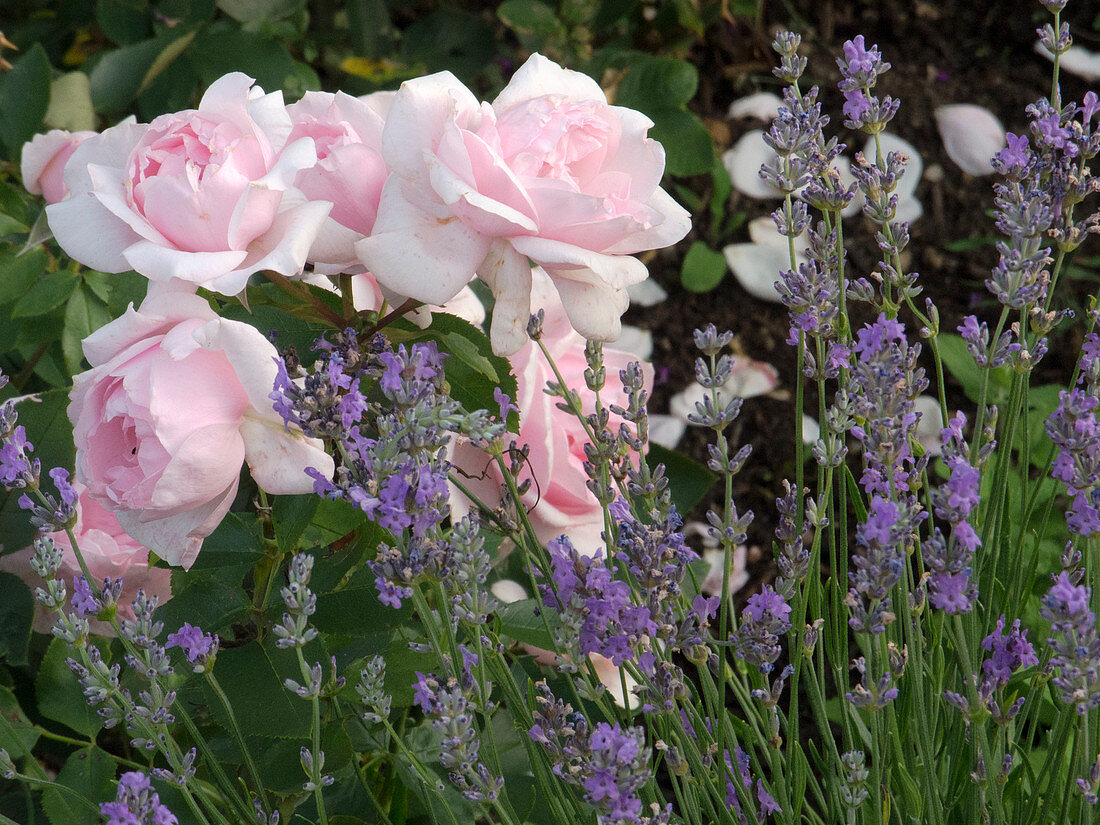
725,746,782,821
100,771,177,825
1041,572,1100,714
995,132,1031,173
165,623,219,670
0,424,39,490
539,536,656,667
731,586,791,673
835,35,897,131
530,683,653,825
1046,389,1100,536
71,576,99,618
981,616,1038,688
413,669,503,802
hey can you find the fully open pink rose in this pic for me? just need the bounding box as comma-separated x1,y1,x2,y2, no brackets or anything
0,484,172,636
21,129,96,204
46,72,331,296
68,290,334,568
451,269,652,553
286,91,388,273
355,54,691,355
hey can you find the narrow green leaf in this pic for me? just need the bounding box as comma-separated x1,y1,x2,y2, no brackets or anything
61,285,111,375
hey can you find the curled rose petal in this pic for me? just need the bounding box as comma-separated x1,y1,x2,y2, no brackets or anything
934,104,1005,176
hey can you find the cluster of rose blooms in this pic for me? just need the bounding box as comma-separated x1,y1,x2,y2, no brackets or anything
6,53,690,619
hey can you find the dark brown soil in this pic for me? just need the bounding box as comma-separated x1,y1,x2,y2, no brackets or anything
628,1,1100,585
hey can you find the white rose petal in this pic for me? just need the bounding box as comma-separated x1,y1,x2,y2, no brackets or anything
626,277,668,307
1034,41,1100,82
935,104,1005,176
648,414,687,449
728,92,784,122
722,129,782,199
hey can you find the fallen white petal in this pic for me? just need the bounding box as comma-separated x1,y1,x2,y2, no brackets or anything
728,92,784,122
648,414,687,449
1034,41,1100,82
724,240,806,303
669,357,780,424
802,414,820,445
490,579,529,604
626,277,668,307
835,155,863,218
862,132,924,222
722,129,783,199
615,324,653,361
935,104,1005,177
913,395,945,457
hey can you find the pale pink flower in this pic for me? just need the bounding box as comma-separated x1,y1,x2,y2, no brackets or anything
0,484,172,636
286,91,389,273
450,268,652,554
21,129,96,204
46,72,331,296
356,53,690,355
68,290,333,568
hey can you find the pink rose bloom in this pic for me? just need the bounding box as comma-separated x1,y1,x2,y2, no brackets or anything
356,53,691,355
46,72,331,296
68,290,335,569
21,129,96,204
286,91,389,273
0,484,172,636
451,268,652,553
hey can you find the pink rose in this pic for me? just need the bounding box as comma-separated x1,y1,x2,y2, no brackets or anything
46,72,331,296
451,268,652,553
0,484,172,636
286,91,389,273
21,129,96,204
356,53,691,355
68,290,334,568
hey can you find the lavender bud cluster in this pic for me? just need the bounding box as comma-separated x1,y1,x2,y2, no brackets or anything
100,771,178,825
413,660,502,803
836,35,898,132
1040,572,1100,715
0,370,40,493
925,413,984,613
530,682,656,825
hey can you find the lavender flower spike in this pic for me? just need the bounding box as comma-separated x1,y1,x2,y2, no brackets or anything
100,771,178,825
